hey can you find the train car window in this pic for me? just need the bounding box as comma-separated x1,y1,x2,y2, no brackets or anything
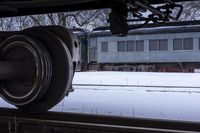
159,39,168,51
101,42,108,52
183,38,193,50
118,41,126,52
136,40,144,51
149,40,158,51
173,38,182,50
127,41,135,51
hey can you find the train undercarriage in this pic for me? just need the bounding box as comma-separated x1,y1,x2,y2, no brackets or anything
0,0,194,113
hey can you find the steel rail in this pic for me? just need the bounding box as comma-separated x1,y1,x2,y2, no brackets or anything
0,107,200,133
73,83,200,89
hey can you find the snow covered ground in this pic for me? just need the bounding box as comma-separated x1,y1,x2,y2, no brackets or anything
1,72,200,122
73,72,200,87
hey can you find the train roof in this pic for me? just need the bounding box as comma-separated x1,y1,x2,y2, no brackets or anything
70,28,89,38
89,21,200,37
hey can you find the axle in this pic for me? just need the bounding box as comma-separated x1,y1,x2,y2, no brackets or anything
0,61,34,80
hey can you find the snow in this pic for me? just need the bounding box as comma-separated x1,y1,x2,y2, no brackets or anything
52,86,200,122
59,72,200,122
1,71,200,122
73,72,200,88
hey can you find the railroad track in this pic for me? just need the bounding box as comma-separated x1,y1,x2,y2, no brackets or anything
73,84,200,89
0,107,200,133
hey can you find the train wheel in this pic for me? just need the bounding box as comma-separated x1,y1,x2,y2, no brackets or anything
37,26,78,95
0,26,74,113
33,26,76,56
0,35,52,106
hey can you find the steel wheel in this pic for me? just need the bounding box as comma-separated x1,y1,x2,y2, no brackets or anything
0,35,52,106
17,27,73,113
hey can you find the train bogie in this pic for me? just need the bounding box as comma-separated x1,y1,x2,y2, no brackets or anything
0,26,79,113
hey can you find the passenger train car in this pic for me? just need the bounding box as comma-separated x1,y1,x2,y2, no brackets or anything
76,23,200,72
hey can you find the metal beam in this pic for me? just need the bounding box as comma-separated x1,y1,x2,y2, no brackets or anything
0,0,197,17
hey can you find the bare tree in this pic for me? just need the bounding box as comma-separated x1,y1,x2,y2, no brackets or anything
0,17,15,31
28,9,109,30
178,1,200,21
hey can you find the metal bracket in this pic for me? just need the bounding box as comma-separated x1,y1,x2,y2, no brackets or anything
108,1,128,35
108,0,183,35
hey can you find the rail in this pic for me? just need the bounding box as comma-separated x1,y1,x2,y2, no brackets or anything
0,108,200,133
